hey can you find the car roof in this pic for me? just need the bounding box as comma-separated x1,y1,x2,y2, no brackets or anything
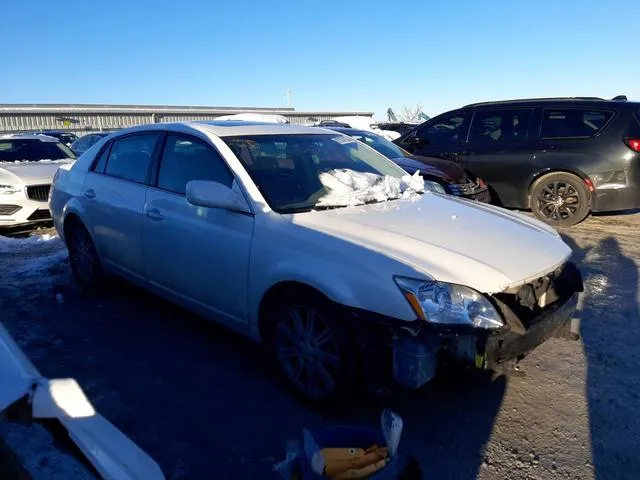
325,126,380,137
111,121,336,137
462,97,640,109
0,133,60,142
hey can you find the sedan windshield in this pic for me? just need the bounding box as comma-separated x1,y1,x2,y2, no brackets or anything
347,131,409,159
0,139,77,162
223,134,416,213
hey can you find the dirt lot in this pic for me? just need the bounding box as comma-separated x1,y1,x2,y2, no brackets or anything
1,213,639,480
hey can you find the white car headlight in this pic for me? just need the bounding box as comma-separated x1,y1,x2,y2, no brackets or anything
0,184,21,195
394,277,504,329
423,180,446,194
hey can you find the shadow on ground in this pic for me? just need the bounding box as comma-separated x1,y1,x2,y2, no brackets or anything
562,235,640,479
2,276,506,480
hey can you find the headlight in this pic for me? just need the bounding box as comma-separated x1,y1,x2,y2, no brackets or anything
423,180,446,194
394,276,504,329
0,184,21,195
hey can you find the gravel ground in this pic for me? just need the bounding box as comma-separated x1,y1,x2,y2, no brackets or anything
0,213,639,480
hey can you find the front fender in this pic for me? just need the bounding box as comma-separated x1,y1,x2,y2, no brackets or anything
249,254,417,327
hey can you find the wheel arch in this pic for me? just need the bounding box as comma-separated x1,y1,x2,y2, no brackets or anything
257,281,336,343
526,168,593,208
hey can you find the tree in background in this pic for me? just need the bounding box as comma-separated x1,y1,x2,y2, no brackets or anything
398,103,430,123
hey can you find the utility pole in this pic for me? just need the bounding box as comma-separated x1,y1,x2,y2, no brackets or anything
287,89,293,108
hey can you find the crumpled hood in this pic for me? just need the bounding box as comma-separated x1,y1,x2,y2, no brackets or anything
0,159,74,184
292,193,571,293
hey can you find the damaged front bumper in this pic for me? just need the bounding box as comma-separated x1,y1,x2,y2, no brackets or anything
352,262,583,390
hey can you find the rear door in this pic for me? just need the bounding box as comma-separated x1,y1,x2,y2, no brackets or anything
81,132,161,280
457,108,535,207
142,133,254,325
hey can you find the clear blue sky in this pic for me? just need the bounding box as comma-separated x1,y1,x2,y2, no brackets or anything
1,0,638,120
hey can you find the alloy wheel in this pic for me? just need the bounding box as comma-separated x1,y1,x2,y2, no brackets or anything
275,305,341,399
535,181,581,222
69,227,97,283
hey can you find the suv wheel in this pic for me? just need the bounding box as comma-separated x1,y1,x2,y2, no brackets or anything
67,222,106,286
530,172,590,227
264,292,355,402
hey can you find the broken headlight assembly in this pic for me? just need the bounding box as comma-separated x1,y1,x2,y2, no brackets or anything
394,276,504,329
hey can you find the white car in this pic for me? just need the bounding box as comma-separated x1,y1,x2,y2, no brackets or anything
0,134,76,227
328,116,402,141
49,122,583,401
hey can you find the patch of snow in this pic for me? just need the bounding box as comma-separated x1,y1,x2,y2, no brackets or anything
0,420,97,479
316,169,425,207
215,113,290,124
0,233,61,254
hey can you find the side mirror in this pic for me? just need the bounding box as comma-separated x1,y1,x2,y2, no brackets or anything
186,180,252,214
406,136,427,146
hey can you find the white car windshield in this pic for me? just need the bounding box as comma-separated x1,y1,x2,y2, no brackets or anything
0,139,77,162
223,134,422,213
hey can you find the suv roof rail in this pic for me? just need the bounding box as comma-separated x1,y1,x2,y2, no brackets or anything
463,97,605,108
612,95,627,101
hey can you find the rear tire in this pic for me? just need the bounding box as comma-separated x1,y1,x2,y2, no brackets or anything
263,290,357,404
66,222,107,287
530,172,590,227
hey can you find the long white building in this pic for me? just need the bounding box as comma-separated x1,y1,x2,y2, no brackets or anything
0,104,374,135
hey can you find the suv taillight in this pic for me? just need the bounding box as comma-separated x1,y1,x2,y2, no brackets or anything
625,138,640,152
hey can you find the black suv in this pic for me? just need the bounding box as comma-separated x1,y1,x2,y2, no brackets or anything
395,96,640,227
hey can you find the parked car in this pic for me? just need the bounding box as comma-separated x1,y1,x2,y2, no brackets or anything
50,121,583,402
70,132,112,156
34,130,78,147
327,116,402,141
0,134,76,226
395,96,640,227
326,127,491,202
373,122,417,136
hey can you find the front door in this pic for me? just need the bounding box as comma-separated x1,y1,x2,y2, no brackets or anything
142,133,254,325
81,132,161,279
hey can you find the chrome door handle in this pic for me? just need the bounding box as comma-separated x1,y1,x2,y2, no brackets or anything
145,208,164,220
83,189,96,199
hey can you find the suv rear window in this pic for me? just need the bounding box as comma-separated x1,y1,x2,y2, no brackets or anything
540,108,614,139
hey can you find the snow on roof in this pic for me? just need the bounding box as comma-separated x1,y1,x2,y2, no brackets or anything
0,133,60,142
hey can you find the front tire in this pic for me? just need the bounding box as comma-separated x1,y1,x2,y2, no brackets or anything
263,291,356,403
66,222,106,287
530,172,590,227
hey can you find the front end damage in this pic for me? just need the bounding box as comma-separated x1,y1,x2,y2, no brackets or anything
352,262,584,390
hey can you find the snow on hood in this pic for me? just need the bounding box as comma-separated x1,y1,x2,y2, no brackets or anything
316,169,425,207
215,113,290,124
293,194,570,294
0,159,74,184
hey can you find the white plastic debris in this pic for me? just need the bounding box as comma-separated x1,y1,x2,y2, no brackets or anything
381,409,403,458
316,169,425,208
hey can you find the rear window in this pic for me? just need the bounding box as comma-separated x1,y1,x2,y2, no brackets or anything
540,108,614,139
0,139,76,162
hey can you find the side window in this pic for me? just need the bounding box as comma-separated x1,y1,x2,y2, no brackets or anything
540,109,614,139
417,113,470,145
157,134,234,195
468,109,532,144
92,143,111,173
73,137,88,151
103,133,160,184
